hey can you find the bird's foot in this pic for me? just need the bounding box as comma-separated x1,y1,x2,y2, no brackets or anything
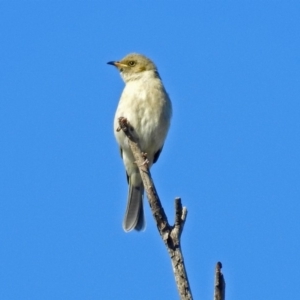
141,158,150,167
140,153,149,167
134,153,149,168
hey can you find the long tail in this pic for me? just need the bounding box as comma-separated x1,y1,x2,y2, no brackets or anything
123,173,145,232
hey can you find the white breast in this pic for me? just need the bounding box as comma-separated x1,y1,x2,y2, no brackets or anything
114,70,172,164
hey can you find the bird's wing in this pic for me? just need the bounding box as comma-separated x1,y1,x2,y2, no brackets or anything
120,147,130,183
153,146,163,164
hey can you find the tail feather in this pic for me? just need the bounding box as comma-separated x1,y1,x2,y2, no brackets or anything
123,178,145,232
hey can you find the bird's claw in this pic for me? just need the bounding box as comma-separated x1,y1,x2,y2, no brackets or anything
141,158,150,167
140,152,149,167
134,152,149,168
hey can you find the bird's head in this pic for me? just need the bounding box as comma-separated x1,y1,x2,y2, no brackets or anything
107,53,159,82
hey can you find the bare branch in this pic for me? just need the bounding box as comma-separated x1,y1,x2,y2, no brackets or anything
214,262,225,300
118,117,193,300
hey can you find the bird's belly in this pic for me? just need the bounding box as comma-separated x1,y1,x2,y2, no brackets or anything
114,93,169,162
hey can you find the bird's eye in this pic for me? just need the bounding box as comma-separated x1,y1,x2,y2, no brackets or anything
128,61,136,66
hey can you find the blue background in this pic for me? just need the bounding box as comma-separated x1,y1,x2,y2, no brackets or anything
1,2,299,299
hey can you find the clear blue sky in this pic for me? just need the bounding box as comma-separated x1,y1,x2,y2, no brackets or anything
1,2,299,299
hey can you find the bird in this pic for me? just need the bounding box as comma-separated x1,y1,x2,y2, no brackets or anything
107,53,172,232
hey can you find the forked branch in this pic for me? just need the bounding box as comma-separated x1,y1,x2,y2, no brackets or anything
118,117,192,300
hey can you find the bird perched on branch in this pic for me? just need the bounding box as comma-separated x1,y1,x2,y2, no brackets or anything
108,53,172,232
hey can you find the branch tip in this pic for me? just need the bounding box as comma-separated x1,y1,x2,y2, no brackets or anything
174,198,183,227
182,207,188,222
214,261,225,300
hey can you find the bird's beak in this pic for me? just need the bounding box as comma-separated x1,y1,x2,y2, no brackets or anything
107,61,128,68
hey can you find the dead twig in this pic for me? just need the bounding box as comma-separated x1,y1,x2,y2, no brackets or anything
214,262,225,300
118,117,193,300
